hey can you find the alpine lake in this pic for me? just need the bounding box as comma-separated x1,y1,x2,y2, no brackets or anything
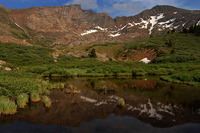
0,76,200,133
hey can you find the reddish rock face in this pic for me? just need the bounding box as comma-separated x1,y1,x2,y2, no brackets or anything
0,4,200,46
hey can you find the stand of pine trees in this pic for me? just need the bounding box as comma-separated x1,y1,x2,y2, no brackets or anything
182,24,200,36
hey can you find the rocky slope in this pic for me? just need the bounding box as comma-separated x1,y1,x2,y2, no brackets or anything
0,4,200,46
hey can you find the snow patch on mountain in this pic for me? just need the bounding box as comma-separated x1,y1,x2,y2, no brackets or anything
158,18,176,25
197,20,200,25
15,23,23,29
124,14,180,34
165,23,174,28
81,29,98,36
140,18,149,29
131,13,165,34
148,13,165,34
109,33,121,37
132,21,141,26
80,12,192,38
110,24,127,34
119,25,127,31
128,23,134,27
174,25,180,29
95,26,108,31
157,18,176,30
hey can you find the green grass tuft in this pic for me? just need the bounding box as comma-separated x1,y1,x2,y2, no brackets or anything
17,93,29,108
0,96,17,115
42,96,52,108
30,92,41,102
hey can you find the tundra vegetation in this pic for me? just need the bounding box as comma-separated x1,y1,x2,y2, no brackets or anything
0,32,200,115
0,96,17,115
17,93,29,108
30,92,41,102
42,96,52,108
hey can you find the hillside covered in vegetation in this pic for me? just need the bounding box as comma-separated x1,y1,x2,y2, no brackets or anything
0,32,200,115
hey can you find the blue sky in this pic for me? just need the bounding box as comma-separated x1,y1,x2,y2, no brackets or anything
1,0,200,18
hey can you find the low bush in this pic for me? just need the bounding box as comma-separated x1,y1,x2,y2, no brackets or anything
0,70,40,97
149,68,175,75
0,42,54,66
153,55,192,63
132,68,146,76
172,74,194,82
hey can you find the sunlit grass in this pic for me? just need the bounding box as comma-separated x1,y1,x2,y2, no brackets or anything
0,96,17,115
42,96,52,108
30,92,41,102
17,93,29,108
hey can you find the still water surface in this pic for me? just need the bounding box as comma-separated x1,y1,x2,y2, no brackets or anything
0,77,200,133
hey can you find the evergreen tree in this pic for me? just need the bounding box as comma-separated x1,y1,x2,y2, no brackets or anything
181,24,200,37
182,26,189,33
171,28,176,33
194,24,197,33
194,25,200,36
189,25,194,33
89,48,97,58
165,39,174,47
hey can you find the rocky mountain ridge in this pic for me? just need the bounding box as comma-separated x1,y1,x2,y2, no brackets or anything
0,4,200,46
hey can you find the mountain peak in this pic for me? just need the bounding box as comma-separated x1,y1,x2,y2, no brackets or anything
151,5,188,13
152,5,178,9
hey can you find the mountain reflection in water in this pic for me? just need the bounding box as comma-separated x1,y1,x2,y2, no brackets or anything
0,77,200,133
